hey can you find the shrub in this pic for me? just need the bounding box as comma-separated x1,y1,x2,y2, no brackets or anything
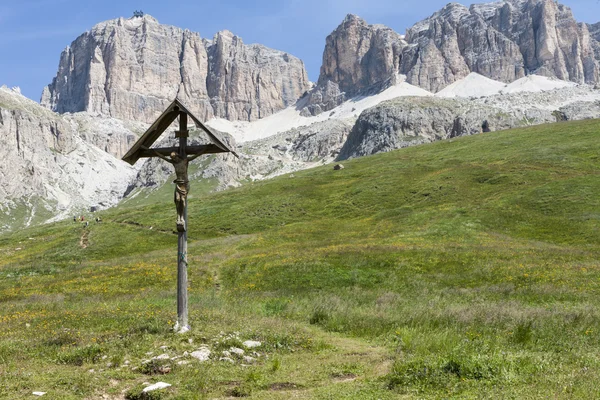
309,306,329,325
138,359,171,375
56,345,102,366
512,321,534,345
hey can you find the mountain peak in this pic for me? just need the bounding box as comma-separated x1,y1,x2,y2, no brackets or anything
342,14,363,23
214,30,237,40
42,15,311,123
90,14,160,31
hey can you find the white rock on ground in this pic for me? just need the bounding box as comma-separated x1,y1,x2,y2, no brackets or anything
230,347,245,355
143,382,172,392
190,348,211,361
32,392,46,397
242,340,262,349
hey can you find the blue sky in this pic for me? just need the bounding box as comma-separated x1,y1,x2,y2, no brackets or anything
1,0,598,102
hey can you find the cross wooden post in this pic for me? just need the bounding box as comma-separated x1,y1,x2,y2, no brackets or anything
175,111,189,333
122,99,237,334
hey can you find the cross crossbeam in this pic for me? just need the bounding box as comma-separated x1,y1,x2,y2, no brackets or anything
137,144,229,158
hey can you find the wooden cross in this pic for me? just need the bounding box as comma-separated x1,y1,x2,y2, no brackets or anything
123,99,237,333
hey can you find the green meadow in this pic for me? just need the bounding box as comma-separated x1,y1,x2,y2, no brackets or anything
1,119,600,399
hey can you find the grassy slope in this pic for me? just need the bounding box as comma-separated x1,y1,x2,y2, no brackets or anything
0,196,56,233
1,119,600,399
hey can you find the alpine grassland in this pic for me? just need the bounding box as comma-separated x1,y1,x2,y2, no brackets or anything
1,119,600,399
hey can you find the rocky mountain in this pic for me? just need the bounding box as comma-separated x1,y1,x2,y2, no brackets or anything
41,15,312,124
304,0,600,115
302,15,406,116
338,96,538,160
0,87,138,231
338,82,600,159
39,1,600,121
589,22,600,67
129,73,600,196
404,0,598,91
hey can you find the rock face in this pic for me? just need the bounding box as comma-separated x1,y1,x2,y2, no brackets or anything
0,86,136,231
304,0,600,115
402,2,523,91
589,22,600,66
303,15,405,116
418,0,600,89
337,96,528,160
0,88,76,203
403,0,599,92
338,83,600,160
41,15,311,123
65,113,144,159
560,100,600,121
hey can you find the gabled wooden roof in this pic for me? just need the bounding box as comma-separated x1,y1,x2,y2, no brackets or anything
122,99,238,165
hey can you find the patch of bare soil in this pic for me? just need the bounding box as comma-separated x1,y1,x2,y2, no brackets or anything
331,373,357,383
80,229,89,248
269,382,303,391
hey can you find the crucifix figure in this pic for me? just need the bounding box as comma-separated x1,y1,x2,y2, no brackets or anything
122,100,237,334
142,148,204,232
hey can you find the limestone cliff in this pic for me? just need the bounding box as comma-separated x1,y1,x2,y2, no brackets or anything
303,14,406,116
304,0,600,115
589,22,600,66
404,0,599,92
41,15,311,123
